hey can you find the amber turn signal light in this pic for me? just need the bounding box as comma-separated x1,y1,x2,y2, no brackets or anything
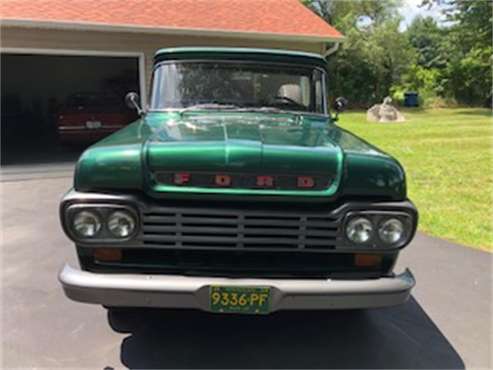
93,248,122,262
354,254,381,267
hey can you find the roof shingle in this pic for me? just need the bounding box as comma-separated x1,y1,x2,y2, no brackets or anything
0,0,343,40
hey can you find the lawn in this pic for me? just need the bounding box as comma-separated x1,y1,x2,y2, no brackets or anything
339,108,492,252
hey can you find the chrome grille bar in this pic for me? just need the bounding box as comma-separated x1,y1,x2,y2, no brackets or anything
141,206,342,252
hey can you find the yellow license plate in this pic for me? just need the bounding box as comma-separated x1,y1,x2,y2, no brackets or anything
209,286,271,314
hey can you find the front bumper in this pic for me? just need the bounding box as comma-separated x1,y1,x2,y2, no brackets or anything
59,264,415,312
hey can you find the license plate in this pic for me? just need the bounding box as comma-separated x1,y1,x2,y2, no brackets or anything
209,286,271,314
85,120,102,129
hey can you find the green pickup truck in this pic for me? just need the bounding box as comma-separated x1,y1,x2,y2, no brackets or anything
59,47,417,315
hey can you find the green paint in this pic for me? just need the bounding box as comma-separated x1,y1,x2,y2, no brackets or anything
155,47,326,60
74,111,405,200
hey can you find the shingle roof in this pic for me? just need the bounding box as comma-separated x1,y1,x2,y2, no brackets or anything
0,0,343,41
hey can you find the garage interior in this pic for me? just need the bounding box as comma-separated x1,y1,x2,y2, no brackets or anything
1,53,140,166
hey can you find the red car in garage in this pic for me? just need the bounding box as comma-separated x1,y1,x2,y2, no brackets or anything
56,93,137,144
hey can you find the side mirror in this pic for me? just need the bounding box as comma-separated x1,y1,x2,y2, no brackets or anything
333,97,348,112
332,96,348,121
125,92,143,115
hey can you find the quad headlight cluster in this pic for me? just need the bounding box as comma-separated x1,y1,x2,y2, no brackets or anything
345,213,412,248
66,205,138,241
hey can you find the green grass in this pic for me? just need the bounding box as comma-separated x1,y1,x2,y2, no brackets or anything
339,108,493,252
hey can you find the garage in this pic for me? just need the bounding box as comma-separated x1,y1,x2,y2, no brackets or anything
1,0,342,168
1,52,141,165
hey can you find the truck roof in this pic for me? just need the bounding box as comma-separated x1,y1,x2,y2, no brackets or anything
154,47,327,67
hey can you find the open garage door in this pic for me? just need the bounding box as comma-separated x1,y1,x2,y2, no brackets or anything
1,53,141,166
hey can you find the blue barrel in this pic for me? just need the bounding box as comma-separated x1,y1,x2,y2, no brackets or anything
404,92,419,107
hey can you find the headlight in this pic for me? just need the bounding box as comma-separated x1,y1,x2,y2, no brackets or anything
346,217,373,244
378,218,405,244
107,210,136,238
72,210,102,238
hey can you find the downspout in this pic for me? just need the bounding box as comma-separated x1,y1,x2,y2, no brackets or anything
323,42,340,58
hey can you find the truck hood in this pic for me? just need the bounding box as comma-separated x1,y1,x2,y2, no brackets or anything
145,112,343,195
74,112,407,200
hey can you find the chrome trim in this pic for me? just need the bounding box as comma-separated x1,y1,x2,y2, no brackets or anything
65,204,139,244
58,125,86,130
59,264,415,311
58,125,125,130
342,211,414,249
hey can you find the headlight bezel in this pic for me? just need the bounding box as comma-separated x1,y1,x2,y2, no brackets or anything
65,203,139,243
343,211,414,249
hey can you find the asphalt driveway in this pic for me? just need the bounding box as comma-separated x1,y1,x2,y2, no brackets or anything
1,169,491,369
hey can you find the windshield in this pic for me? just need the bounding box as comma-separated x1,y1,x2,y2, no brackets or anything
150,61,326,113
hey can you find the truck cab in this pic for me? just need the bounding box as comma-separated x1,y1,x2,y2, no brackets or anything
59,47,417,314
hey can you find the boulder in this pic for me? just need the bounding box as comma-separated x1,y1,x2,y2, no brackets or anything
367,97,405,123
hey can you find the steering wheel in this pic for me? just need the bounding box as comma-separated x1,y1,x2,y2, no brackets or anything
273,96,306,109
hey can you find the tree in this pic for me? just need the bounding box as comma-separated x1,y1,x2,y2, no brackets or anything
421,0,492,51
303,0,402,31
303,0,492,106
304,0,415,106
421,0,492,105
445,46,492,106
406,16,448,69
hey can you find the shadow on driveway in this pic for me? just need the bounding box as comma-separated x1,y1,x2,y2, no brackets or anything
108,296,464,369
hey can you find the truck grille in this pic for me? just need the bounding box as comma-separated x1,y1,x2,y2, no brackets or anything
140,206,343,252
84,204,396,278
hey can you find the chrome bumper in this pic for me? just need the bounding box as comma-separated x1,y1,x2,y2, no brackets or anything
59,264,415,312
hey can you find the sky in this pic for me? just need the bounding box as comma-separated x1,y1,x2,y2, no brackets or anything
399,0,446,30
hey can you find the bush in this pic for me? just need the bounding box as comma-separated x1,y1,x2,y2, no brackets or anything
390,86,406,105
444,47,493,106
390,64,446,107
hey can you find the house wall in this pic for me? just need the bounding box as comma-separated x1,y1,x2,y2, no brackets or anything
1,26,326,99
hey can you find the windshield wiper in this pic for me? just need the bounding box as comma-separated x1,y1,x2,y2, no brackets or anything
179,104,304,117
179,103,240,115
237,106,293,114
